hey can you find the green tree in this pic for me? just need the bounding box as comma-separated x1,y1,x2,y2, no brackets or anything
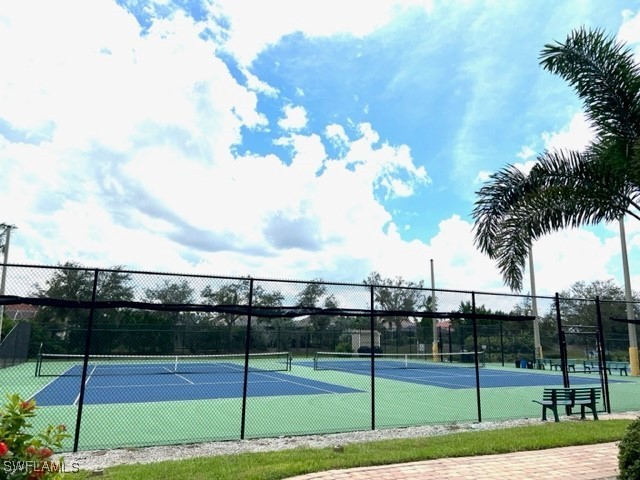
295,280,340,348
145,279,195,305
201,281,251,351
556,280,638,358
141,279,197,354
253,287,290,351
365,272,426,331
32,263,133,353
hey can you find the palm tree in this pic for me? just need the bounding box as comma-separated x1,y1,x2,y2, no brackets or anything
472,27,640,373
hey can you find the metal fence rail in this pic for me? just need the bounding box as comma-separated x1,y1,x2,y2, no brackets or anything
0,263,638,452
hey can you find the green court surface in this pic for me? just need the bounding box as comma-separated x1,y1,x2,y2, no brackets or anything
1,360,639,451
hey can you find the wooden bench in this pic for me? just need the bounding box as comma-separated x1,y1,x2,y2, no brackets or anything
532,387,600,422
606,361,629,376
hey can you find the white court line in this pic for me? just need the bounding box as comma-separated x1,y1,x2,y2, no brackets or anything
85,378,285,389
73,365,97,406
27,364,80,402
163,366,195,385
246,370,359,395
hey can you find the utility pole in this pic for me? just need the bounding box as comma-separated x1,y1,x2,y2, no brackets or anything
0,223,16,342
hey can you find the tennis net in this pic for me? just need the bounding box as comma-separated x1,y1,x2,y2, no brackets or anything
35,351,292,377
313,351,484,371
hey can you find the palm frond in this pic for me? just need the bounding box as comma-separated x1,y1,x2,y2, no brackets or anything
539,26,640,141
473,147,640,290
472,165,529,257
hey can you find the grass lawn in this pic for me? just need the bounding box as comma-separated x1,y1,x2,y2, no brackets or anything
62,419,632,480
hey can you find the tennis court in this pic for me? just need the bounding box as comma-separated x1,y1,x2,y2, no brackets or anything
308,352,616,389
31,352,363,406
1,351,637,451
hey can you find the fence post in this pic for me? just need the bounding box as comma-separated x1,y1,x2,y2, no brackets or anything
370,284,375,431
471,292,482,423
72,269,99,452
594,296,611,413
240,278,254,440
554,293,570,388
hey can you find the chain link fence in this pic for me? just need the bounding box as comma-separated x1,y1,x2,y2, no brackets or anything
0,263,638,451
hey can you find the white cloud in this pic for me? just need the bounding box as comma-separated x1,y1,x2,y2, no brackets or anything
513,160,538,176
541,112,596,152
474,170,492,184
619,9,640,57
278,105,308,131
531,229,618,295
325,124,348,143
2,0,635,304
242,67,279,97
214,0,434,65
517,145,536,161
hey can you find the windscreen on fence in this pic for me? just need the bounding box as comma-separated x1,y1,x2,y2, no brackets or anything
0,321,31,369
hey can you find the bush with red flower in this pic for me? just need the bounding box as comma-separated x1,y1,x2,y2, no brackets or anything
0,394,70,479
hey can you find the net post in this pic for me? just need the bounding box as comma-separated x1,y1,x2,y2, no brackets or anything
34,342,43,377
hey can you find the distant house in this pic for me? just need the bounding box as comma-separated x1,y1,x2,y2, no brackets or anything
437,318,452,330
4,304,38,321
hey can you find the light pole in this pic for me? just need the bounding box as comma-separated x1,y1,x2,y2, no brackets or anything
430,259,439,361
619,218,639,376
0,223,16,342
529,245,542,360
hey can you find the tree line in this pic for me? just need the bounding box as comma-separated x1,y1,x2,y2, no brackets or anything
5,262,637,360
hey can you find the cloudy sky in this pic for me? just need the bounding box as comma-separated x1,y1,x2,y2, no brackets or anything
2,0,640,295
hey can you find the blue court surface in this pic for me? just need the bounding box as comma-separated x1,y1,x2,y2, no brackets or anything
301,358,627,390
33,365,363,406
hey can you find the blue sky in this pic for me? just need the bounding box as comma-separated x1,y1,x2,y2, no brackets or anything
1,0,640,295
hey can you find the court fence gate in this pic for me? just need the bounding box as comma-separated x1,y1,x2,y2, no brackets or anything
0,263,638,452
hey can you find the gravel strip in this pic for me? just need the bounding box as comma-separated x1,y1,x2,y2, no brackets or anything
55,411,639,472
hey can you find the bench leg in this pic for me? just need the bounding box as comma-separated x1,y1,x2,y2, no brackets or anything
544,406,559,422
580,405,598,420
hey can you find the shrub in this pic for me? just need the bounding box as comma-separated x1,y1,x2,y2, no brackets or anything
0,393,70,479
357,346,383,354
618,417,640,480
335,343,352,353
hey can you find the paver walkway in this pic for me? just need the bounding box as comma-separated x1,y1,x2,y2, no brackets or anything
285,442,619,479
